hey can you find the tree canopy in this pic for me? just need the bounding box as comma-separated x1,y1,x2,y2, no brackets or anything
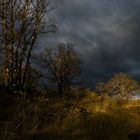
41,43,81,96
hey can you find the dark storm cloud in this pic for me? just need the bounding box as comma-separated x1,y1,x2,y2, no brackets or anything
40,0,140,88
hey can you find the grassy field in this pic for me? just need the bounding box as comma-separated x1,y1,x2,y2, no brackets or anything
1,91,140,140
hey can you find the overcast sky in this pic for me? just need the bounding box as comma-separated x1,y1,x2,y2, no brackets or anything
39,0,140,88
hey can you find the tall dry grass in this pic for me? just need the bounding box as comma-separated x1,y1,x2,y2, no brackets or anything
1,91,140,140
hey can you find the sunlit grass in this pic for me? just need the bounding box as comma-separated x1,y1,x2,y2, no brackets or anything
1,91,140,139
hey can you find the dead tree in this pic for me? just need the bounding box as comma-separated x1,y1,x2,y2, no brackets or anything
0,0,56,90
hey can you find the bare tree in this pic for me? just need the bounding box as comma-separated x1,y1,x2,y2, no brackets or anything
41,43,81,96
0,0,56,90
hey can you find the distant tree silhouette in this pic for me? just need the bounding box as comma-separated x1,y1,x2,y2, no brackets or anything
0,0,56,90
41,43,81,96
96,82,107,96
95,82,108,101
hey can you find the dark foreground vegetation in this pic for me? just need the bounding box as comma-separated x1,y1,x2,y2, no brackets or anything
1,90,140,140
